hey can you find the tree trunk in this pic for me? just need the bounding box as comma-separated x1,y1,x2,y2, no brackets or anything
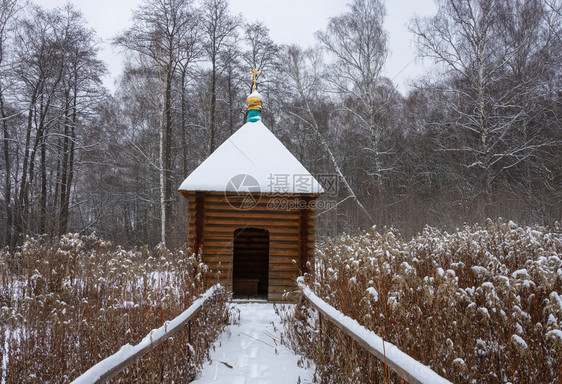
58,84,77,236
209,54,217,154
0,86,12,247
15,98,38,244
180,66,188,177
39,132,47,233
164,67,173,246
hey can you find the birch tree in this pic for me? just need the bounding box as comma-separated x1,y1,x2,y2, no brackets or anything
241,22,281,123
0,0,20,247
283,45,375,224
317,0,389,190
411,0,561,215
114,0,199,245
201,0,239,154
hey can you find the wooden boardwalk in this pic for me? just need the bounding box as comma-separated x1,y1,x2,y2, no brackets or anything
191,302,315,384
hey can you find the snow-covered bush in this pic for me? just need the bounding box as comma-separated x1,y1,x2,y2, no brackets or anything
0,234,228,383
283,220,562,383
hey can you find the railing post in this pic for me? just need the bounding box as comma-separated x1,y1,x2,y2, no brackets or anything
318,312,322,341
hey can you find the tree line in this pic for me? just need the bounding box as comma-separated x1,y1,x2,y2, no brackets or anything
1,0,560,249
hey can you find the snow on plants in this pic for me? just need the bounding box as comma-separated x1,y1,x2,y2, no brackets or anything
0,234,228,383
281,220,562,383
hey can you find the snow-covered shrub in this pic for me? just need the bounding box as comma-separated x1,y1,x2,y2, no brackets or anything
282,220,562,383
0,234,228,383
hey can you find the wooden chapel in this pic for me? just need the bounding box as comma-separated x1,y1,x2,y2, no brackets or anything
178,70,323,301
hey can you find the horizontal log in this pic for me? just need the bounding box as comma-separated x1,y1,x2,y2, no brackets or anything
204,226,300,235
203,205,317,217
269,278,299,286
268,292,297,302
204,273,232,281
203,193,316,201
205,209,301,219
200,200,317,212
203,257,232,265
201,246,303,255
268,286,298,295
266,264,302,272
268,256,299,263
204,221,310,231
269,271,299,279
202,246,300,256
201,234,307,244
203,257,301,268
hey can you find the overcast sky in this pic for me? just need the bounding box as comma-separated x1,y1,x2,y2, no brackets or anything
35,0,437,95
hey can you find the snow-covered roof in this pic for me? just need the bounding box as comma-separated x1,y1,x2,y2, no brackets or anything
179,120,324,194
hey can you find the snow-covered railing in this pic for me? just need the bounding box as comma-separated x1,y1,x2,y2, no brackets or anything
298,282,452,384
71,284,223,384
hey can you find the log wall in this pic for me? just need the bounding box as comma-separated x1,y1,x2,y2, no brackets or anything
183,191,317,301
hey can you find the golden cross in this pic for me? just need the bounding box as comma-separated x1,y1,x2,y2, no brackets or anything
249,69,260,91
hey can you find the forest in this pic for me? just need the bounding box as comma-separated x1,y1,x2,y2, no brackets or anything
1,0,561,249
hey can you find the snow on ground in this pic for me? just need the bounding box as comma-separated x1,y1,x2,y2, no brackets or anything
192,302,315,384
2,329,7,384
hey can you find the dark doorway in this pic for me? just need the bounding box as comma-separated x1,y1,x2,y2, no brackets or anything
233,227,269,299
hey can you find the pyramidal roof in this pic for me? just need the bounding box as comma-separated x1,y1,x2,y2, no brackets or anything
179,119,323,194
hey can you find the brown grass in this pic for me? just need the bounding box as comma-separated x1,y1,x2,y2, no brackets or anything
281,220,562,383
0,233,228,383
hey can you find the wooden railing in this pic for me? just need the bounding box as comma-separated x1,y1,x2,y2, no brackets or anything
298,282,452,384
71,284,223,384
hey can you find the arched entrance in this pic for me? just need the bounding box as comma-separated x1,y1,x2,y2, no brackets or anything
233,227,269,299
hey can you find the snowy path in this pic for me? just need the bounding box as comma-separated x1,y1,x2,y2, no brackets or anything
191,302,315,384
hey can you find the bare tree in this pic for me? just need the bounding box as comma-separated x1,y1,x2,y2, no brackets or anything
55,5,106,236
283,45,374,224
240,22,281,123
0,4,107,245
317,0,389,190
12,6,67,244
177,13,203,176
201,0,239,154
114,0,198,245
0,0,21,247
410,0,560,216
